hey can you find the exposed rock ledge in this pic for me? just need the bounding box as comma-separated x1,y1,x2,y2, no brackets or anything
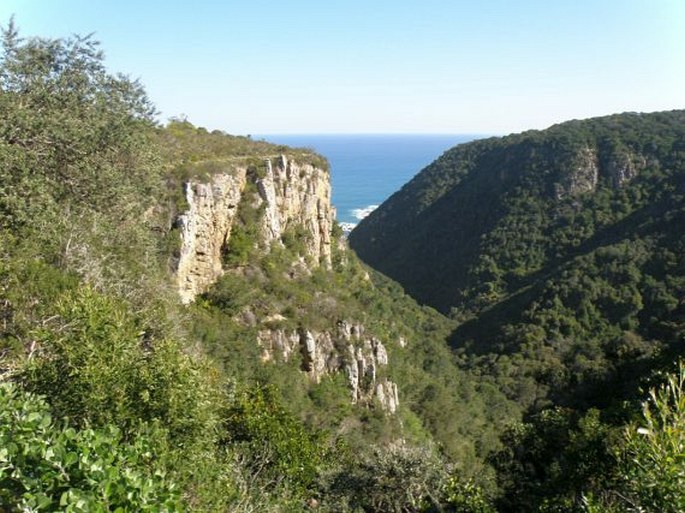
176,170,247,304
258,321,400,413
175,156,333,304
553,145,648,200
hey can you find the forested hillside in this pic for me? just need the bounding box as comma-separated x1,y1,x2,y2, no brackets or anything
351,110,685,511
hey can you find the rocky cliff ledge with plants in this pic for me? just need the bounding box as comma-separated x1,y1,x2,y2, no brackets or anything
159,125,408,412
175,154,332,304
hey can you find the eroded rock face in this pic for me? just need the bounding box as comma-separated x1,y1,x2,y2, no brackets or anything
258,321,401,413
176,170,247,304
375,380,400,414
256,156,332,269
554,146,650,200
174,156,332,303
606,152,647,187
554,146,599,199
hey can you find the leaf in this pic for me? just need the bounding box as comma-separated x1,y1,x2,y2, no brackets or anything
39,413,52,429
65,451,79,466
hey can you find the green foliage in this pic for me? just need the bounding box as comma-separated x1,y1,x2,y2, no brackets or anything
491,408,620,512
223,384,331,499
0,243,80,359
0,18,158,232
351,109,685,509
0,382,182,512
0,18,175,324
351,110,684,316
615,361,685,513
444,477,496,513
321,442,446,512
21,287,221,444
221,190,263,267
159,119,328,170
198,235,515,470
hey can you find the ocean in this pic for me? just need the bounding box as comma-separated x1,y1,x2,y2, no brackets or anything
258,134,481,229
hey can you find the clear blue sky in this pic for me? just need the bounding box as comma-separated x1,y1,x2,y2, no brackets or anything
2,0,684,134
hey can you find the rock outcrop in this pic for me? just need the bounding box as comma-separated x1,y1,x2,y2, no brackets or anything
256,156,332,267
176,170,247,304
258,321,401,412
605,151,647,187
554,146,599,199
554,146,649,199
175,156,332,303
173,153,398,412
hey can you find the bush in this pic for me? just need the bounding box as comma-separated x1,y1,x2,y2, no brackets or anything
444,477,495,513
322,442,446,512
616,361,685,513
223,384,330,498
0,382,182,512
21,287,221,445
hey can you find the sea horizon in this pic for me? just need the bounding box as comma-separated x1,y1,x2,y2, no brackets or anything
257,133,487,229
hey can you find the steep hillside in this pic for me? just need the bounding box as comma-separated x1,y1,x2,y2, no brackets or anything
350,112,684,404
350,110,684,315
159,121,516,469
350,110,685,511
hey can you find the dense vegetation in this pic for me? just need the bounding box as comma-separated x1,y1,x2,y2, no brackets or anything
1,20,683,513
0,22,504,512
351,110,685,510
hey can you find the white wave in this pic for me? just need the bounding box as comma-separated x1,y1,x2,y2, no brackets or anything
351,205,379,220
339,222,356,234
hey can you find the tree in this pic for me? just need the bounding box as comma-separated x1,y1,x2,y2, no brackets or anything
0,17,158,230
0,382,182,512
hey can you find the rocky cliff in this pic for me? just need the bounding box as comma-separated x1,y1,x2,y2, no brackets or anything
172,153,402,411
176,170,247,304
258,321,400,413
175,155,333,304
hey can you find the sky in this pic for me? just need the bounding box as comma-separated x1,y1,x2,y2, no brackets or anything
1,0,684,135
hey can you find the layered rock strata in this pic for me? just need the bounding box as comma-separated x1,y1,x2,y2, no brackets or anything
176,170,247,304
258,321,400,413
256,156,332,267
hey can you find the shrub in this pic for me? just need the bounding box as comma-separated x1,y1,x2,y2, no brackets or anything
322,442,446,512
21,287,221,445
616,361,685,513
0,382,182,512
222,384,330,497
444,476,496,513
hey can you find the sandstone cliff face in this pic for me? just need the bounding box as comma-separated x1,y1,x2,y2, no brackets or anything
258,321,400,413
256,156,332,268
174,154,400,413
175,156,332,303
176,170,247,304
553,146,648,200
554,146,599,199
605,151,647,187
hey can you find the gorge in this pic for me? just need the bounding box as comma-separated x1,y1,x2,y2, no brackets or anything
0,25,683,513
